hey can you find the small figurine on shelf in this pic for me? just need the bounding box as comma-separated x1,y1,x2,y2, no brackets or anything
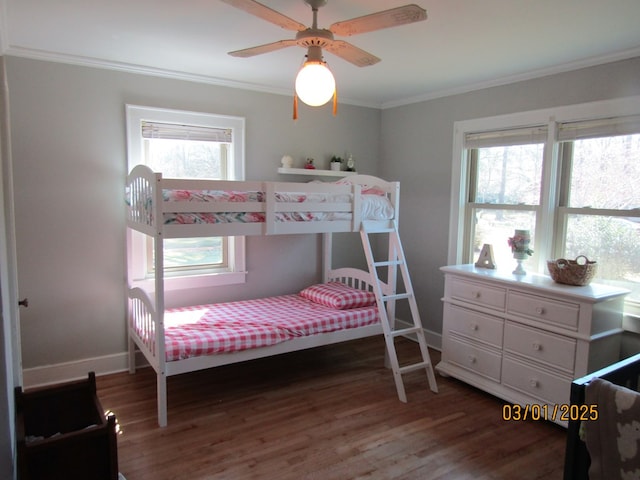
281,155,293,169
304,158,316,169
346,154,355,172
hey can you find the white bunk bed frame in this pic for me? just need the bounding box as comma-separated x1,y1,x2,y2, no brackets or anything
126,165,402,427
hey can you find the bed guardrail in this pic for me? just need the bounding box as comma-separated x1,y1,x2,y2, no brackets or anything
125,165,399,237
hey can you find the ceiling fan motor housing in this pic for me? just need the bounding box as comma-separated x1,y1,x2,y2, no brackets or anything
296,28,333,49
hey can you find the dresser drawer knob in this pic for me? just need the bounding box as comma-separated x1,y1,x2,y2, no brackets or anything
467,355,477,364
472,291,481,299
535,306,545,315
532,342,542,351
470,323,479,331
529,378,539,388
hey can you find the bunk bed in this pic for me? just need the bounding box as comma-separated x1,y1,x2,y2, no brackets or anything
126,165,409,426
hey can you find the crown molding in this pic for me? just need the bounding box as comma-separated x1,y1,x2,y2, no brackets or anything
381,46,640,110
3,45,379,109
5,43,640,111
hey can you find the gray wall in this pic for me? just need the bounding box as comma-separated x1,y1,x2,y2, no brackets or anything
5,56,381,370
5,54,640,376
380,57,640,339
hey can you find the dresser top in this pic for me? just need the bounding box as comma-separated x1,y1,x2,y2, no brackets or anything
441,264,630,302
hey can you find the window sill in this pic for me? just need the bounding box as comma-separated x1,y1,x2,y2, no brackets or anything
623,313,640,334
132,271,247,292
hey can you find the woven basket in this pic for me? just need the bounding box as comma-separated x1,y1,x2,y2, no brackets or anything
547,255,597,286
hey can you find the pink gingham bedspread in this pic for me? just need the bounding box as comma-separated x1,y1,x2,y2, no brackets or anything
161,294,379,361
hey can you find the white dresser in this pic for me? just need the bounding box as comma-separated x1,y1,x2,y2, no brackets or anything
436,264,629,425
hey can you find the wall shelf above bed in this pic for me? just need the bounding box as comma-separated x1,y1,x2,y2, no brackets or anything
277,167,358,177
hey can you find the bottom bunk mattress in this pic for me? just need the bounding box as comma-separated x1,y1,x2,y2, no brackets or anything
150,284,379,361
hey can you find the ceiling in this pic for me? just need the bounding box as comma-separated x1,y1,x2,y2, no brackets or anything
2,0,640,108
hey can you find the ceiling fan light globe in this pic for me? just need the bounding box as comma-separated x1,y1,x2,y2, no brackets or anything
295,62,335,107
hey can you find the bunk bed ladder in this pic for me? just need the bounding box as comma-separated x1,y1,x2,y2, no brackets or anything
360,225,438,402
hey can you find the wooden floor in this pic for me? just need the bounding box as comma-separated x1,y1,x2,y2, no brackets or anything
96,337,567,480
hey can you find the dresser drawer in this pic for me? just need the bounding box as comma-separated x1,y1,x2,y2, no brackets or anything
445,304,504,348
507,291,579,329
443,335,502,382
504,322,576,373
449,278,506,311
502,356,571,405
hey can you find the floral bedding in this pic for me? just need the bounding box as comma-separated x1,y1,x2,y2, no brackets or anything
162,189,352,204
160,188,393,224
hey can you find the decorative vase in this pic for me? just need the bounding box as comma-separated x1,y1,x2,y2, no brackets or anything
330,162,341,171
513,251,527,275
509,229,532,275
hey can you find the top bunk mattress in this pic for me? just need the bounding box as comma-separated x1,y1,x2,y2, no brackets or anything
151,293,380,361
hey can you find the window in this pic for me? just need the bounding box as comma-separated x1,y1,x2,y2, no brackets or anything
449,96,640,310
556,118,640,304
126,105,246,290
462,127,547,269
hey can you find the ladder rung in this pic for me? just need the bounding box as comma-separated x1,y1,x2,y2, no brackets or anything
381,293,412,302
389,326,422,337
364,227,395,234
373,260,403,267
398,361,431,375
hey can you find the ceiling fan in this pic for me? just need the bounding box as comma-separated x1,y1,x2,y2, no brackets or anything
221,0,427,113
221,0,427,67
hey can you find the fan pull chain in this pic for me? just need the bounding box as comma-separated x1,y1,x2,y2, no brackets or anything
333,88,337,116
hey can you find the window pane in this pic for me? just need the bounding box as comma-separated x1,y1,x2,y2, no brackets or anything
474,144,544,205
568,134,640,209
564,214,640,302
146,138,226,179
163,238,224,269
145,137,228,272
472,208,536,267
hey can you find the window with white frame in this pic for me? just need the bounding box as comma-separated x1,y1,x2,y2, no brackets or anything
126,105,246,289
449,96,640,309
460,126,547,269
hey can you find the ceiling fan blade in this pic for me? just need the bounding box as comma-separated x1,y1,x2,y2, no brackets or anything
324,40,380,67
329,4,427,37
228,39,298,58
220,0,307,32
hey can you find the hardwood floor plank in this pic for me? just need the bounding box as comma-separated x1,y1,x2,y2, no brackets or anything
96,337,566,479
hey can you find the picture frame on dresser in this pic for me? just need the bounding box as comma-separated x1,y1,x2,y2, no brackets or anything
436,264,629,426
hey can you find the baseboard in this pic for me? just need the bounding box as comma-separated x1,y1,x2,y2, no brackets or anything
22,351,148,389
22,325,442,388
394,318,442,351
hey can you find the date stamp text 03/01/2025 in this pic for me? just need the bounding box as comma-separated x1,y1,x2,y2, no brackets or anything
502,404,599,422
